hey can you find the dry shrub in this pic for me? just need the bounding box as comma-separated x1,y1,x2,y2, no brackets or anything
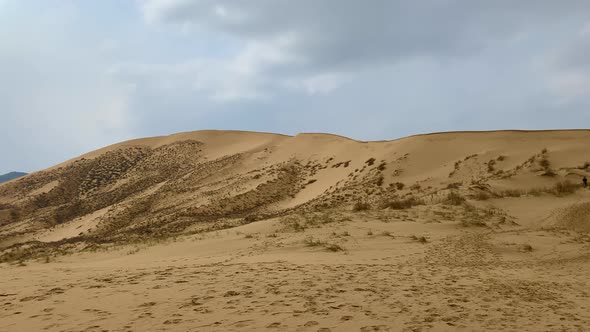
444,191,465,205
459,204,487,227
383,197,424,210
499,189,526,198
487,160,496,172
303,237,344,252
538,158,550,169
365,158,376,166
375,175,384,186
446,182,462,189
472,191,491,200
410,235,428,243
303,237,323,247
353,201,371,211
281,215,306,232
552,180,579,196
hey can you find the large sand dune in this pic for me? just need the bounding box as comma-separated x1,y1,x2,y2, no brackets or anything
1,129,590,331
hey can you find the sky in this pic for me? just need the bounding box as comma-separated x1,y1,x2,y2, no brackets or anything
1,0,590,174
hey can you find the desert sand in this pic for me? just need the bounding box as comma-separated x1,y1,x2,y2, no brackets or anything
1,129,590,331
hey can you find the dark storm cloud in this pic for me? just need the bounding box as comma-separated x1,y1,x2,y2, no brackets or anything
143,0,590,71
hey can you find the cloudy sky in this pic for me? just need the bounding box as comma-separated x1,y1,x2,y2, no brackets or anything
1,1,590,174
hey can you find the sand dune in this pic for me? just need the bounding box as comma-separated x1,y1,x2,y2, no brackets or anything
1,129,590,331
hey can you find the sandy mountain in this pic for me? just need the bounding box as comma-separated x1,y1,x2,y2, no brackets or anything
0,129,589,254
1,129,590,331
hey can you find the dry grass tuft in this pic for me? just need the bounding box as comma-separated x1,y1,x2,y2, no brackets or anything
382,197,424,210
409,234,428,243
303,237,345,252
444,191,466,205
552,180,579,196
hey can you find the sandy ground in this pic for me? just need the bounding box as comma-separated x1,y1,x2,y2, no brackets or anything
1,206,589,332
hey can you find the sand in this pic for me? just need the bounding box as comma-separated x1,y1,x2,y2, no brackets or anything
0,129,590,331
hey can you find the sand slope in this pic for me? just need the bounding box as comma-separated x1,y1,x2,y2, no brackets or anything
0,129,590,331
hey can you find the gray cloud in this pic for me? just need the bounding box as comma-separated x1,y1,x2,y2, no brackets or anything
142,0,590,69
2,1,590,174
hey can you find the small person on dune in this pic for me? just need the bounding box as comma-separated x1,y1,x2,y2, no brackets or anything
584,176,588,188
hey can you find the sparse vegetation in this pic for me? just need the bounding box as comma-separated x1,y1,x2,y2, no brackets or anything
382,197,424,210
444,191,466,205
552,180,578,196
472,191,491,200
459,204,488,227
410,235,428,243
521,244,533,252
365,157,376,166
446,182,462,189
303,237,345,252
487,160,496,173
375,175,384,186
281,215,306,232
353,201,371,211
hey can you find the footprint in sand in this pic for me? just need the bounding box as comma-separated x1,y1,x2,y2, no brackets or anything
360,326,391,332
266,322,282,328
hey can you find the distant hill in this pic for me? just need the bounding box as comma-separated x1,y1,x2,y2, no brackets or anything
0,172,27,184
